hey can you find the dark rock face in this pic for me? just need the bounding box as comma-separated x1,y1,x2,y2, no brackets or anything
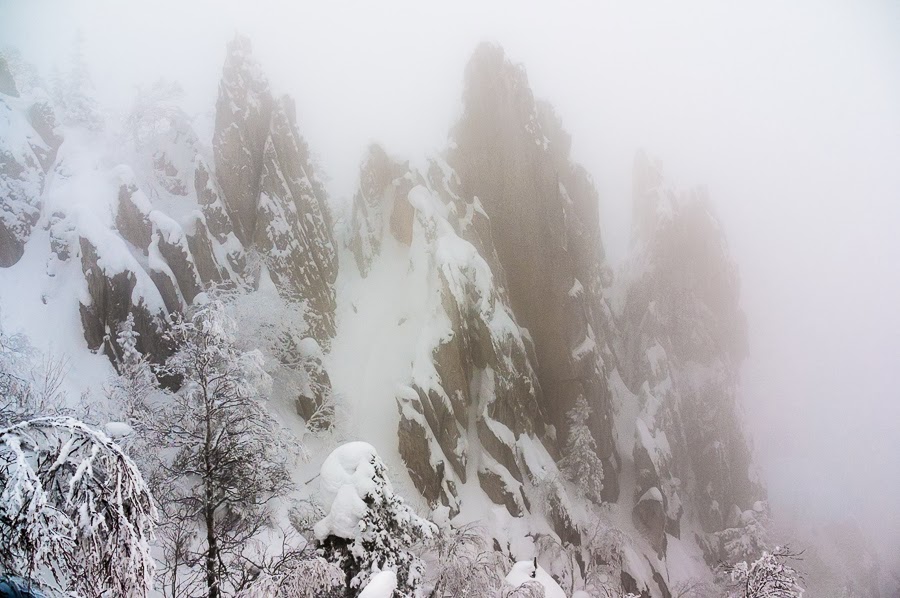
186,219,227,286
213,35,273,246
349,144,411,274
397,390,458,513
632,488,667,557
78,237,169,363
155,226,202,305
194,160,234,244
115,184,152,249
449,44,620,498
254,96,337,339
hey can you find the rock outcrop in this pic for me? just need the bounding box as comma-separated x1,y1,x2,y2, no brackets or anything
214,37,338,340
617,151,764,555
449,44,621,500
0,57,60,267
347,148,553,520
0,38,338,417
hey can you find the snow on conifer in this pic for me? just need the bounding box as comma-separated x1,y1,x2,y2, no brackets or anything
559,395,604,503
315,442,435,597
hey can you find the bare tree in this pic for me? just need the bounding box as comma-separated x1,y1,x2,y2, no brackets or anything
142,301,296,598
425,522,509,598
671,577,721,598
0,323,69,426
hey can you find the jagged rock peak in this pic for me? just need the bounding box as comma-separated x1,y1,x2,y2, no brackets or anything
255,93,338,338
213,34,274,245
0,55,18,97
450,43,620,500
618,153,760,555
211,34,338,340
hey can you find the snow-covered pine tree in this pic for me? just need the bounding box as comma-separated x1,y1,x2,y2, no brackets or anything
59,32,102,130
149,300,294,598
559,395,604,503
0,417,157,596
107,313,157,431
314,442,434,598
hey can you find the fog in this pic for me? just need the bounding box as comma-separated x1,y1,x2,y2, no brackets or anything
4,0,899,567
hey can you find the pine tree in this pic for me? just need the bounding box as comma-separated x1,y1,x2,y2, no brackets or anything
108,314,157,430
559,395,604,503
147,301,294,598
60,32,102,130
315,443,434,597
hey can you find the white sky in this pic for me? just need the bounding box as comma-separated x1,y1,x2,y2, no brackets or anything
3,0,900,558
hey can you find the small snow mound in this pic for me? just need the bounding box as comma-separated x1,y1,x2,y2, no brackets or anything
359,570,397,598
314,442,385,541
505,560,566,598
318,441,384,499
638,486,664,503
104,421,134,439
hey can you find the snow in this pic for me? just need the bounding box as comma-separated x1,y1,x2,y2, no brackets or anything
318,441,383,503
638,487,663,504
103,421,134,438
568,278,584,298
358,570,397,598
571,334,596,361
0,227,115,402
505,560,566,598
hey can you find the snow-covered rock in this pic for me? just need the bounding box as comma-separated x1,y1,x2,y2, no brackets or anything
0,37,775,598
0,56,59,267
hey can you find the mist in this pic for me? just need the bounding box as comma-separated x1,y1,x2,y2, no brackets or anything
2,0,899,590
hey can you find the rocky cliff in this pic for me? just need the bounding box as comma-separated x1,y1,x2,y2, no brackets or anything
0,37,337,413
0,39,768,597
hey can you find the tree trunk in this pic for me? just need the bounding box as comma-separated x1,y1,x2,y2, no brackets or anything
205,497,219,598
203,377,219,598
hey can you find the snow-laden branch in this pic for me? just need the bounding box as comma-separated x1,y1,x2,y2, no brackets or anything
0,416,158,596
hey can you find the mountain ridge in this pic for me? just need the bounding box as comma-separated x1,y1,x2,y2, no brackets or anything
0,37,776,597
